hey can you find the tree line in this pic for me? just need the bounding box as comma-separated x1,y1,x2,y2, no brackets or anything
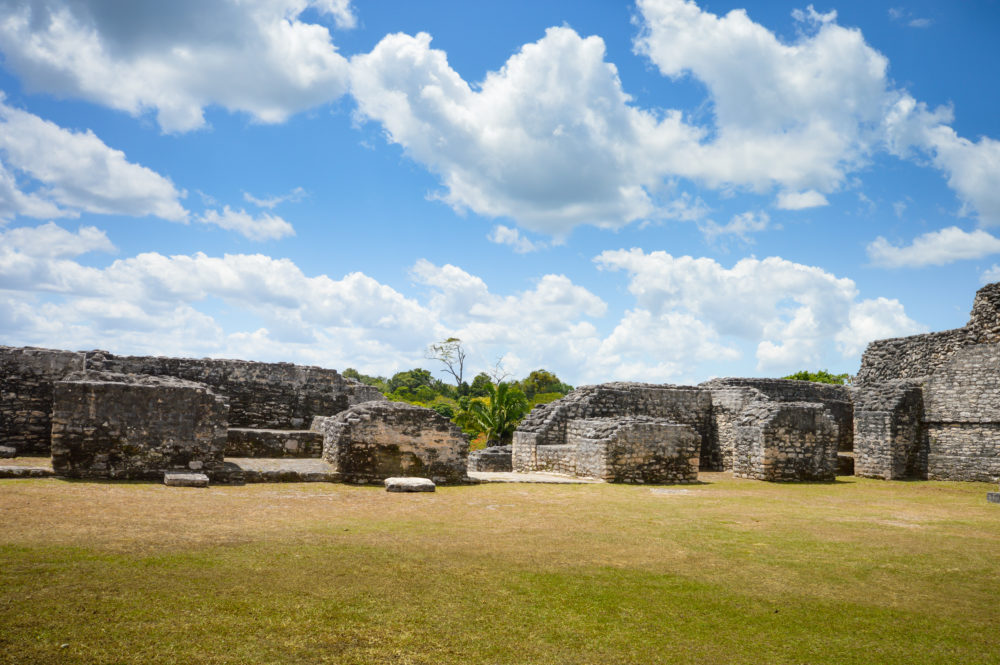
343,339,572,448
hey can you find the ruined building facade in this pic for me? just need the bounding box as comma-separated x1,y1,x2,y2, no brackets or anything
0,347,384,481
512,380,848,482
853,283,1000,482
3,283,1000,485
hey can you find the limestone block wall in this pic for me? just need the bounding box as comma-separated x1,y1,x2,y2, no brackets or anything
467,445,512,472
569,417,701,483
733,402,839,481
855,328,971,385
225,428,323,458
856,282,1000,385
50,371,229,481
923,344,1000,481
0,347,86,455
322,401,470,484
534,444,577,476
513,383,712,472
701,378,854,468
86,351,384,430
853,381,925,480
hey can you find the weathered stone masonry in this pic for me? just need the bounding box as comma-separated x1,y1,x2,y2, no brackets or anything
322,401,470,484
1,347,85,456
855,283,1000,482
513,380,845,482
0,346,383,457
51,371,230,481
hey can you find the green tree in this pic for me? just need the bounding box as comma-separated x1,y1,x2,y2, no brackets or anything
343,368,389,393
387,368,436,393
782,369,850,385
460,382,530,447
516,369,572,399
469,372,493,397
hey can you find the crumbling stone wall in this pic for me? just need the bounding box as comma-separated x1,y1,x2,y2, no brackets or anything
322,401,470,484
853,381,925,480
467,445,512,472
0,347,85,455
732,402,839,481
569,417,701,483
225,428,323,458
50,371,230,481
854,283,1000,482
513,383,712,472
923,344,1000,481
856,282,1000,384
86,351,383,430
701,378,853,470
0,345,382,455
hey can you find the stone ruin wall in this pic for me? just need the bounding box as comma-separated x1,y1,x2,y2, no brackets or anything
854,283,1000,482
1,347,85,456
467,445,513,473
852,381,925,480
86,350,383,430
322,401,470,485
50,371,230,481
568,417,701,484
732,402,839,481
513,383,714,473
922,344,1000,482
700,378,853,471
0,345,383,456
856,282,1000,385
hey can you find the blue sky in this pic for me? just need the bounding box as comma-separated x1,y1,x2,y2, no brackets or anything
1,0,999,385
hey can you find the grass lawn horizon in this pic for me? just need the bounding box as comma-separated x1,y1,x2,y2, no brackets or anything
2,473,998,664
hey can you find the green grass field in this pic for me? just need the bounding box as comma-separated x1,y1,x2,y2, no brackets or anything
2,473,998,664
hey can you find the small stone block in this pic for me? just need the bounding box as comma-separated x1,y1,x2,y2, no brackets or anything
385,477,435,492
164,472,209,488
988,492,1000,504
0,446,16,458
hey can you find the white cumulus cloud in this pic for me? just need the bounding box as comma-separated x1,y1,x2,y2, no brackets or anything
0,97,187,221
776,190,830,210
199,206,295,241
349,27,701,236
488,225,545,253
595,248,923,373
867,226,1000,268
0,0,352,132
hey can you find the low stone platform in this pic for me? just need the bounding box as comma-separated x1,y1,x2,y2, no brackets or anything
385,477,435,492
0,465,55,479
468,471,603,484
226,458,338,483
0,446,16,458
164,472,209,487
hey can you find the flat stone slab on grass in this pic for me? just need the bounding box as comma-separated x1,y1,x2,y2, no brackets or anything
164,472,209,488
989,492,1000,504
385,477,436,492
469,471,603,484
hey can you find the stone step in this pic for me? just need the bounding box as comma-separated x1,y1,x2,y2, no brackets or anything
225,428,323,458
0,465,54,479
224,457,337,483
